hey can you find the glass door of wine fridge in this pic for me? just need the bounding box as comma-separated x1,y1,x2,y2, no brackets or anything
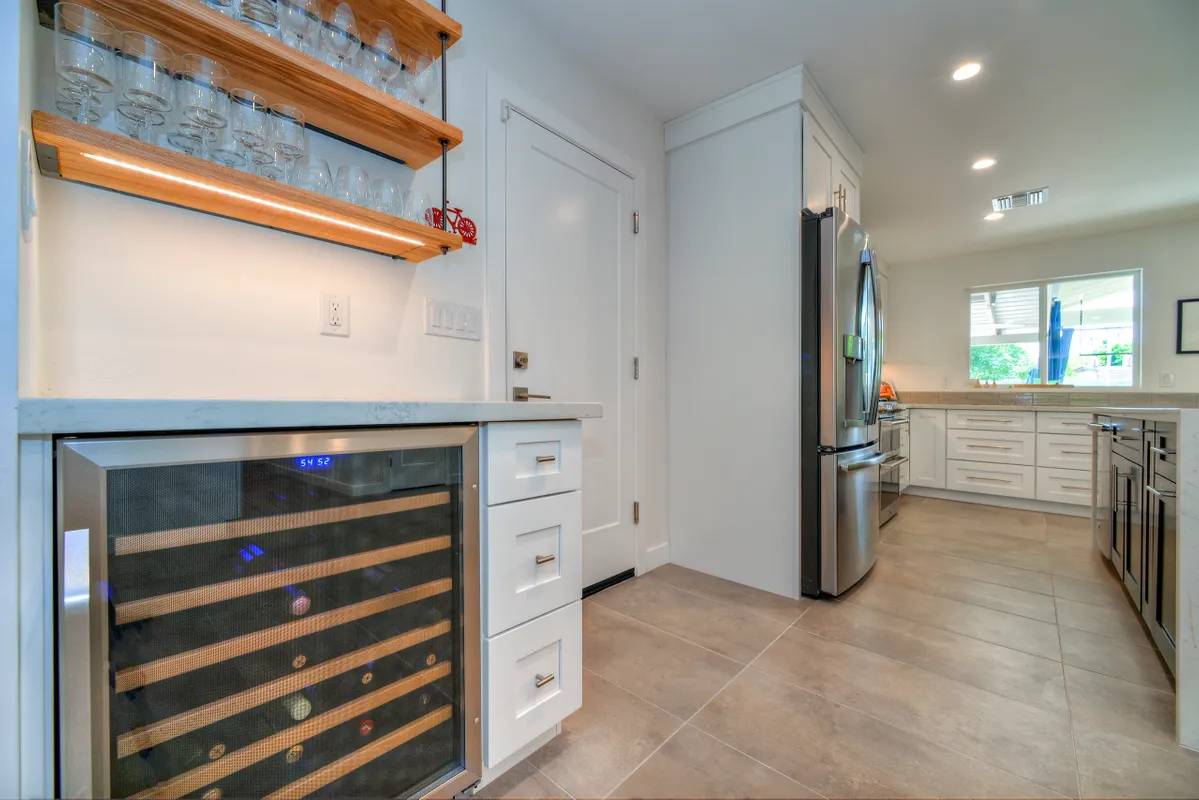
57,427,481,800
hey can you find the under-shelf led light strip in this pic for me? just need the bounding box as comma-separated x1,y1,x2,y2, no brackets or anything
81,152,426,249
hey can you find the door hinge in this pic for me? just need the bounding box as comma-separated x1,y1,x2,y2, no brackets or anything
632,211,640,234
633,356,640,380
633,501,640,524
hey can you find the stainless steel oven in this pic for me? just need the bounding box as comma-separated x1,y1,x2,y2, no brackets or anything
56,427,481,800
879,408,908,525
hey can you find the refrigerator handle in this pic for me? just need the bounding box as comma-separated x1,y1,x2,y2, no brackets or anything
860,253,883,425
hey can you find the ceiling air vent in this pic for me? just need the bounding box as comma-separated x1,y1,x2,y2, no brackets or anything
992,186,1048,212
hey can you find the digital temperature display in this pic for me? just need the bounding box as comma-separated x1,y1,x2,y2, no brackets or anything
293,455,334,471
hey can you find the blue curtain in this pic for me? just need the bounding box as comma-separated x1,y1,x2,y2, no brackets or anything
1047,299,1074,383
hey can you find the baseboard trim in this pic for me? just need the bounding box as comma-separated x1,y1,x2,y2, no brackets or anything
905,486,1090,517
583,568,635,598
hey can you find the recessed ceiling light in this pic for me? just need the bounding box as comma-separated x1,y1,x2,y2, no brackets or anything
984,212,1004,221
972,157,997,171
953,62,982,81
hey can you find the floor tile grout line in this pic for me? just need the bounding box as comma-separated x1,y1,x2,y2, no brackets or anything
837,592,1064,664
637,568,810,627
878,545,1059,598
599,609,812,800
530,762,577,800
580,666,687,723
684,721,830,800
741,654,1076,800
1055,604,1086,799
865,570,1061,626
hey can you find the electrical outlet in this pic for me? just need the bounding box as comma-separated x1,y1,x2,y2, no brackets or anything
321,293,350,337
424,298,482,341
1160,372,1176,388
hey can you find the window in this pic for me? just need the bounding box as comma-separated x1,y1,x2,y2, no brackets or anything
969,270,1140,387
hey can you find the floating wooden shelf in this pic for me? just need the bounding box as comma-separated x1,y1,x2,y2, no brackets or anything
32,111,463,261
62,0,462,167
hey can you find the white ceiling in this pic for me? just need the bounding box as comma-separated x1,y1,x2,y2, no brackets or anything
511,0,1199,263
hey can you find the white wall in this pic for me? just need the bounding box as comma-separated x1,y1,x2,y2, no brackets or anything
21,2,670,560
886,217,1199,392
667,104,802,598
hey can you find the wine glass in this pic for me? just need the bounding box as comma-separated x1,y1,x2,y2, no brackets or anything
54,2,117,126
116,33,175,142
203,0,237,18
278,0,320,54
334,165,371,206
269,103,306,181
403,190,430,223
370,178,401,215
227,88,269,166
176,54,229,159
208,122,248,169
407,55,439,110
320,3,359,72
295,156,333,194
236,0,279,38
361,21,403,92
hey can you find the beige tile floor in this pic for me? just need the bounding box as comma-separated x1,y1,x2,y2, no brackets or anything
477,496,1199,799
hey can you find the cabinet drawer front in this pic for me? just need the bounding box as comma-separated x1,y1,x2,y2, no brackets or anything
484,601,582,767
1037,467,1092,506
1037,434,1094,471
947,410,1035,432
947,430,1036,465
485,492,582,636
946,460,1036,499
1036,412,1093,435
486,421,582,505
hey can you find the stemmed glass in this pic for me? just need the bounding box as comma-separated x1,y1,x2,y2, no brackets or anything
227,88,269,166
54,2,118,126
360,21,403,92
236,0,280,38
270,104,307,182
203,0,237,18
334,165,371,206
407,55,439,110
320,3,359,72
115,32,175,142
278,0,321,54
176,54,230,159
403,190,430,223
295,156,334,195
370,178,402,215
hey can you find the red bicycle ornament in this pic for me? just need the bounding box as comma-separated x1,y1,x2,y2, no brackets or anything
425,205,478,245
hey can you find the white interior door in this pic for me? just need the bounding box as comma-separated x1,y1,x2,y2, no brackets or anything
504,111,636,587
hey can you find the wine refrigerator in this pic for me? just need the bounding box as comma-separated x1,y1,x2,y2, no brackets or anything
56,427,481,799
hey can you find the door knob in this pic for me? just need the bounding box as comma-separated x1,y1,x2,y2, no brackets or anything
513,387,551,402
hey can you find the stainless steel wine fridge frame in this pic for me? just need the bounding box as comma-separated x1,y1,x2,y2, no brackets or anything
56,426,483,800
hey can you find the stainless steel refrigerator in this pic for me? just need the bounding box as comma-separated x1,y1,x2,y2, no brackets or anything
800,207,885,597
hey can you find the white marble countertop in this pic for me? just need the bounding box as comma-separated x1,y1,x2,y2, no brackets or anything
904,403,1094,412
17,398,604,434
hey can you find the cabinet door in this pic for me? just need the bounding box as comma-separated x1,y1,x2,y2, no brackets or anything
836,158,862,221
909,409,947,488
803,112,835,213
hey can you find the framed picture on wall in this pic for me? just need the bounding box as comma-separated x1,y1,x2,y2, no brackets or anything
1178,298,1199,354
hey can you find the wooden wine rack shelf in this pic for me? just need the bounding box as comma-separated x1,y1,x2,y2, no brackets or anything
57,0,462,167
32,112,463,261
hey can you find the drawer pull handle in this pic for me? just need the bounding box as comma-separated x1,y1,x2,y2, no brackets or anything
1150,446,1176,457
535,554,556,565
1145,485,1176,499
535,455,557,464
965,475,1012,484
965,444,1012,450
1061,450,1091,456
534,672,556,688
1061,484,1090,491
965,417,1014,423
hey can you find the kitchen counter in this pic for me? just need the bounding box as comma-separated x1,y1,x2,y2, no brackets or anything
17,398,603,434
905,403,1113,412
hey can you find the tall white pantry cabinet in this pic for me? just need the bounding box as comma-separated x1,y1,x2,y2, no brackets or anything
665,65,865,599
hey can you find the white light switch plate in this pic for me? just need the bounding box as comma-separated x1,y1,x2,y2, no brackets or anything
425,298,482,341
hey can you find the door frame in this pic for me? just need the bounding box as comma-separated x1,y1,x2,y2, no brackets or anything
483,73,651,574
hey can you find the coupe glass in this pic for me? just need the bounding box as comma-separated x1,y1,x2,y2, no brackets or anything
370,178,402,215
278,0,320,54
54,2,117,126
116,32,174,142
334,164,371,206
176,54,229,158
407,55,439,110
319,3,359,72
270,103,306,181
361,21,403,92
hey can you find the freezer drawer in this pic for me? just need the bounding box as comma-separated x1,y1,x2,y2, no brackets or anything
947,429,1036,466
946,460,1036,499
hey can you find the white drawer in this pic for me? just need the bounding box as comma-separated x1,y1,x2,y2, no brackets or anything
486,421,582,505
1036,433,1094,472
1037,467,1092,506
947,429,1036,466
947,409,1035,432
946,460,1036,499
484,492,582,636
1036,411,1093,435
484,601,582,767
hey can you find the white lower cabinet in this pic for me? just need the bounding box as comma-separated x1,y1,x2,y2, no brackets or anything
1036,433,1093,471
910,409,947,488
947,429,1036,466
483,601,582,767
1036,467,1092,505
946,459,1036,499
484,492,582,636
